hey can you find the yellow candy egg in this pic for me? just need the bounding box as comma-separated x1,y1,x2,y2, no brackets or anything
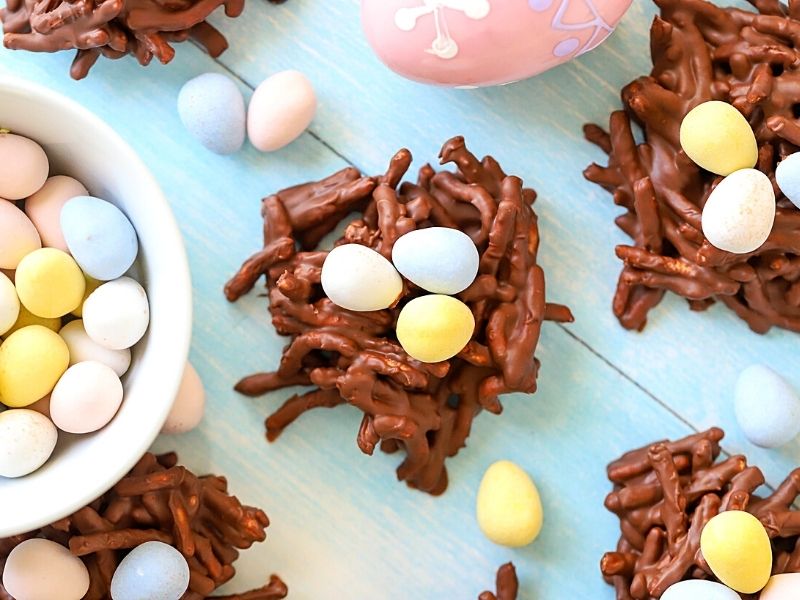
0,325,69,407
700,510,772,594
4,304,61,337
476,460,543,547
396,295,474,363
15,248,85,318
680,101,758,176
72,273,101,318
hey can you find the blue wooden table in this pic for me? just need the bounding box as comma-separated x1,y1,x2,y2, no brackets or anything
2,1,798,597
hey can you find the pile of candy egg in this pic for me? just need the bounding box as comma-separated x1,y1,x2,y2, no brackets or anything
0,131,150,478
320,227,479,363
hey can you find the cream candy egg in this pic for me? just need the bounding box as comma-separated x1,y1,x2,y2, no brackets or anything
321,244,403,312
0,409,58,478
0,133,49,200
50,361,124,434
476,460,543,547
59,319,131,376
702,169,775,254
760,573,800,600
161,362,206,434
661,580,742,600
392,227,479,294
3,538,90,600
247,70,317,152
83,277,150,350
24,175,88,251
0,199,41,269
0,270,19,336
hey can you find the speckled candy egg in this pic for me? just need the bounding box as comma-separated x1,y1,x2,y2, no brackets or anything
161,362,205,434
110,541,190,600
735,365,800,448
24,175,88,251
361,0,633,87
177,73,246,155
760,573,800,600
392,227,479,294
662,580,742,600
3,539,89,600
0,133,49,199
0,199,41,269
321,244,403,311
0,409,58,478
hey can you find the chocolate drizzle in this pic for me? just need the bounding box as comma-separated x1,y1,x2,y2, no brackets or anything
225,136,573,495
584,0,800,333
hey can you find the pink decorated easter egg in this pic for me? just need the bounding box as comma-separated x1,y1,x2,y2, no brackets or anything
361,0,632,87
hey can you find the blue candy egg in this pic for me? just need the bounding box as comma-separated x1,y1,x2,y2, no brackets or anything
178,73,246,155
110,542,189,600
735,365,800,448
61,196,138,281
776,152,800,209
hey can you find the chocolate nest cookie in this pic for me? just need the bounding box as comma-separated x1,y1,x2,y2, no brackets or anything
584,0,800,334
225,136,573,495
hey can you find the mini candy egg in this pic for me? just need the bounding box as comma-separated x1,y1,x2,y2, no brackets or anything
59,320,131,377
0,271,19,336
83,277,149,350
680,101,758,176
161,362,205,434
110,541,190,600
760,573,800,600
178,72,246,155
0,133,49,200
392,227,479,294
321,244,403,312
50,361,123,434
3,538,90,600
735,365,800,448
702,169,775,254
396,295,474,363
24,175,88,251
15,248,85,317
71,273,101,317
61,196,138,281
0,409,58,477
0,199,41,269
0,325,69,407
700,510,772,594
476,460,543,547
4,304,61,337
247,70,317,152
661,580,742,600
776,152,800,210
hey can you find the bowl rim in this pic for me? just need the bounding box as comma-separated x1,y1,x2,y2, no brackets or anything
0,75,193,536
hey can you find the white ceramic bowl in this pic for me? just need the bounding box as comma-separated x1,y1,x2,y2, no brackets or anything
0,76,192,536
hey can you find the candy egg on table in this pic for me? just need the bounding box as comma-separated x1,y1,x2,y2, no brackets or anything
321,244,403,311
83,276,149,350
776,152,800,210
0,325,69,407
700,510,772,594
392,227,479,294
4,304,61,337
476,460,543,547
661,580,742,600
24,175,88,251
247,70,317,152
735,365,800,448
0,199,41,269
178,72,247,155
2,538,89,600
760,573,800,600
14,247,85,318
0,132,49,199
396,294,475,362
0,270,19,336
702,168,775,254
680,101,758,176
0,409,58,478
161,362,205,434
110,541,190,600
59,319,131,376
361,0,632,87
50,361,123,434
61,196,138,281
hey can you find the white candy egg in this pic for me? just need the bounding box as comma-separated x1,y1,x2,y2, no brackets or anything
247,70,317,152
0,409,57,477
24,176,88,251
321,244,403,311
0,133,49,200
3,538,90,600
761,573,800,600
702,168,775,254
661,580,742,600
161,362,205,434
83,277,149,350
0,199,41,269
735,365,800,448
59,319,131,376
392,227,479,294
50,361,123,434
0,270,20,336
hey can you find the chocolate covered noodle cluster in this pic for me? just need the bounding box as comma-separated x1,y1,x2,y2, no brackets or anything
584,0,800,333
0,453,287,600
602,428,800,599
225,137,573,495
479,563,519,600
